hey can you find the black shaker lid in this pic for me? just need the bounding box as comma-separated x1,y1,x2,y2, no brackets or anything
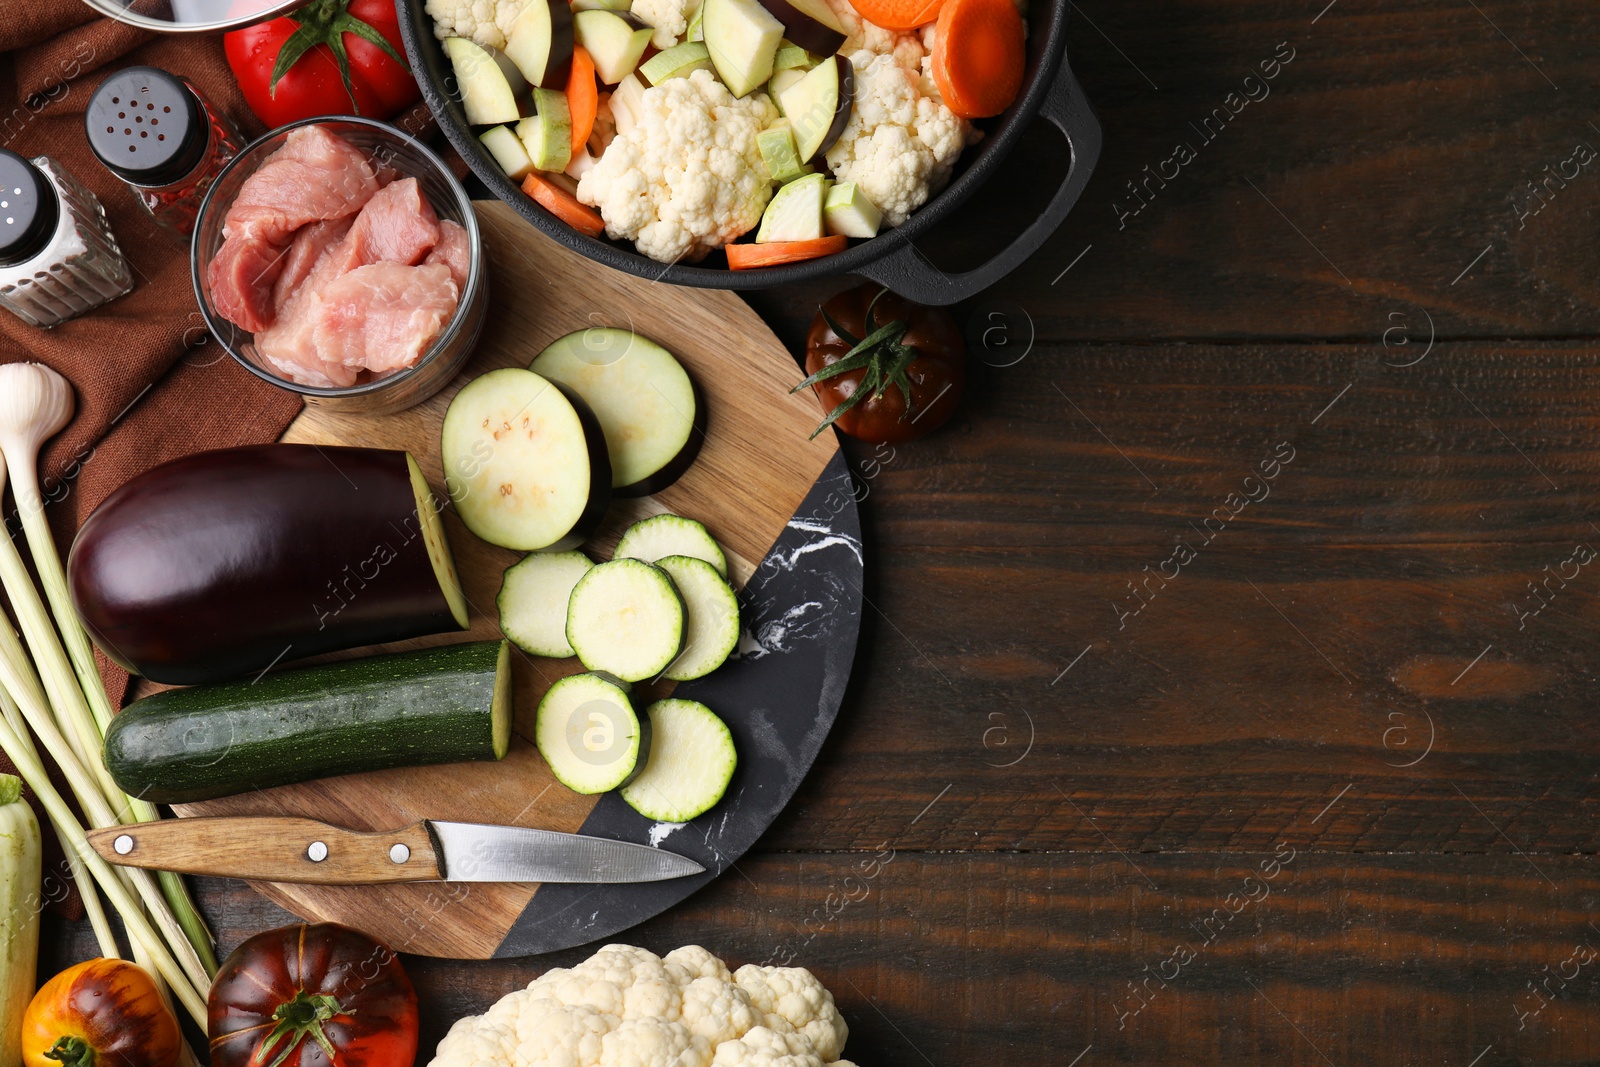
86,67,206,187
0,150,58,267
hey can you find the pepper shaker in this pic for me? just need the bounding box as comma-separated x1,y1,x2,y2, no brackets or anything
0,149,134,329
85,67,244,238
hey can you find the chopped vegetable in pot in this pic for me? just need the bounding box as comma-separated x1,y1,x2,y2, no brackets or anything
429,0,1011,264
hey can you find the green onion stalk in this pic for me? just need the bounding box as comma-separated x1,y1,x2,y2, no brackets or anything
0,364,217,978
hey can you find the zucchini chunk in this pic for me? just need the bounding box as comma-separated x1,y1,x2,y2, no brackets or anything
565,558,686,682
613,514,728,577
498,550,595,658
655,555,740,681
102,640,512,804
621,699,737,822
535,673,649,793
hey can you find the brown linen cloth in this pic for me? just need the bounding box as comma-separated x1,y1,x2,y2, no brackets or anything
0,6,308,915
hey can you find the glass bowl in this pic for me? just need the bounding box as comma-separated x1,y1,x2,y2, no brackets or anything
191,116,488,416
79,0,305,34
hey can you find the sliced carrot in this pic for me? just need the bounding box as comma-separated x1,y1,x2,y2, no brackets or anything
931,0,1025,118
566,46,598,157
847,0,944,30
522,172,606,238
726,235,849,269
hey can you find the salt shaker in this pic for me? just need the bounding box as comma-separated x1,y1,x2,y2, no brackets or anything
85,67,244,237
0,149,134,329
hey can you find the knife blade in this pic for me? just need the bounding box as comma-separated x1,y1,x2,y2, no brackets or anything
84,815,705,885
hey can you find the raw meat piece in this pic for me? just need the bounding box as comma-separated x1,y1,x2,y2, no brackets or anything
270,218,353,314
208,127,379,332
223,126,378,241
311,262,459,375
425,220,471,290
343,178,440,266
207,237,291,333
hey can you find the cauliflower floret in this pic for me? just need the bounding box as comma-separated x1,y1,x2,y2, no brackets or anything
679,977,763,1046
710,1027,824,1067
823,51,971,226
513,1001,614,1066
533,945,686,1021
577,70,778,262
814,0,977,227
433,1019,521,1067
732,968,848,1063
664,946,733,983
631,0,698,48
426,0,527,51
601,1018,712,1067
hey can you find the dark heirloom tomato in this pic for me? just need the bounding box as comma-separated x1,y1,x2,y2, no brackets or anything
209,924,417,1067
799,285,966,443
21,959,181,1067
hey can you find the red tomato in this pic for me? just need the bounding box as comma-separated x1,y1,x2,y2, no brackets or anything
208,923,417,1067
224,0,421,128
801,285,966,443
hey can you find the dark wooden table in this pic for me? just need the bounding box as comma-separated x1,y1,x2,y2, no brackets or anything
44,2,1600,1063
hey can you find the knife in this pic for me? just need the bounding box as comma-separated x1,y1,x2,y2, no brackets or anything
84,816,705,886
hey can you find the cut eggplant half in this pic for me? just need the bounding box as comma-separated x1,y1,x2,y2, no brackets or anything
777,53,853,164
614,514,728,577
441,367,611,552
756,0,845,55
702,0,784,97
68,445,468,686
655,555,740,681
536,673,649,793
621,699,737,822
498,550,595,658
574,9,654,84
529,328,703,496
443,38,523,125
566,558,686,682
506,0,576,87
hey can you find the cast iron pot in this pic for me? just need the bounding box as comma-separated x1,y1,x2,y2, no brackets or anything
396,0,1100,305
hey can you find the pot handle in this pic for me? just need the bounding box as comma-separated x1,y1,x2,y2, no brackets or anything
854,60,1102,306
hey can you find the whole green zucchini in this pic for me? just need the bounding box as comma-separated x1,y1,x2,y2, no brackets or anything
104,640,511,804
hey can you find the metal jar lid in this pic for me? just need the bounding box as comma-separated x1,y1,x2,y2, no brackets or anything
86,67,207,188
0,150,59,267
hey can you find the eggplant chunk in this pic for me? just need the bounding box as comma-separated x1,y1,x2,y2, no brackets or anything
68,444,469,685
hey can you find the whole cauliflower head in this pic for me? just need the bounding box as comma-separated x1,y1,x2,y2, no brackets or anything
426,0,527,51
429,947,856,1067
577,70,778,263
631,0,699,48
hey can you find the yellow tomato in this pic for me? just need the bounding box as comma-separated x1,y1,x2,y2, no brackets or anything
21,958,181,1067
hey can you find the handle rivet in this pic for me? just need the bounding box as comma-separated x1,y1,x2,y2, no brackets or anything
389,843,411,864
307,841,329,862
112,834,134,855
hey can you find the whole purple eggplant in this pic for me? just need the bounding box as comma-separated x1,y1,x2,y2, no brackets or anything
69,444,469,685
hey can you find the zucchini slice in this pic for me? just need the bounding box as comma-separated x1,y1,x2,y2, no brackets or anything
498,550,595,658
565,558,686,682
535,673,648,793
614,514,728,577
621,699,737,822
529,328,703,497
441,367,612,552
102,640,512,804
655,555,740,681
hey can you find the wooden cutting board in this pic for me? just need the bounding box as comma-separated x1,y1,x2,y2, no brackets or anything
172,201,846,959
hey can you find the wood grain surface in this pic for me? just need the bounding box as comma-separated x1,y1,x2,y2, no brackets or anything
47,1,1600,1064
168,200,837,958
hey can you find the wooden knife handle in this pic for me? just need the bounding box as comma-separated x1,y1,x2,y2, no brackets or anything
85,817,442,885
